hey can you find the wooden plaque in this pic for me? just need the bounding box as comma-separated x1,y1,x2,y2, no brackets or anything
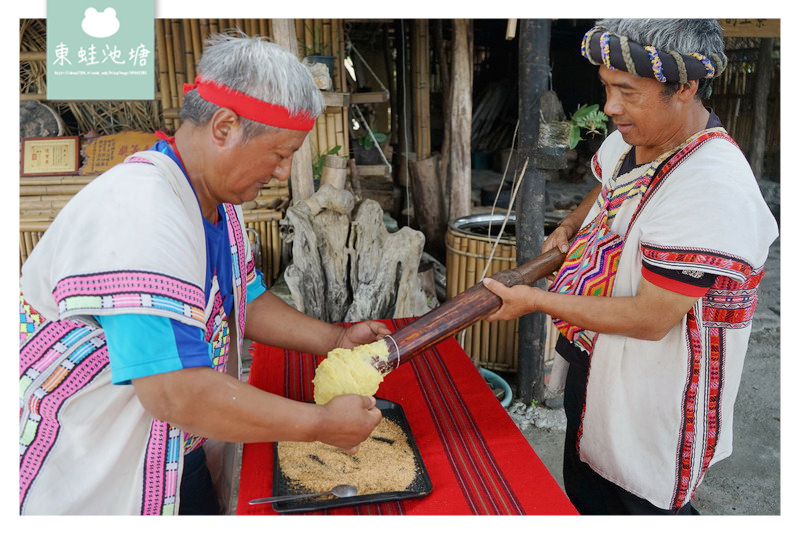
21,137,80,177
79,131,159,175
719,19,780,38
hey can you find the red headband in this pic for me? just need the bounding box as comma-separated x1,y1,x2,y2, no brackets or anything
183,77,316,132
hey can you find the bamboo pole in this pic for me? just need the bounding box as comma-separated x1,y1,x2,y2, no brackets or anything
182,20,196,84
332,19,342,91
294,19,304,54
155,19,173,131
270,218,281,281
326,110,337,154
488,243,501,366
190,19,202,70
260,19,269,38
333,109,344,155
200,19,210,44
171,20,186,115
163,20,179,128
478,240,490,365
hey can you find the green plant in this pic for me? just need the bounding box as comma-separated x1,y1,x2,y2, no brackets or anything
568,104,609,149
312,145,342,181
357,130,387,150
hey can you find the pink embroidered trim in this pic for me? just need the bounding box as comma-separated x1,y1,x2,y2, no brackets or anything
19,342,109,510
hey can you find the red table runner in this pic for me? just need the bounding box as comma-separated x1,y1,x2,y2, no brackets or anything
235,318,576,515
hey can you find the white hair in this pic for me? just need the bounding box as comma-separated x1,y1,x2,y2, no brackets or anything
181,32,324,140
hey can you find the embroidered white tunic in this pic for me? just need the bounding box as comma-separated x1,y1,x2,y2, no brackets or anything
574,129,778,509
19,151,255,514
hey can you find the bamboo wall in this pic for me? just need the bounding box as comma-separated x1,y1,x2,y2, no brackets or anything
708,47,780,178
20,18,351,279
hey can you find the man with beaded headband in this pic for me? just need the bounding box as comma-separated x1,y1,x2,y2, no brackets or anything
483,19,777,514
19,33,387,515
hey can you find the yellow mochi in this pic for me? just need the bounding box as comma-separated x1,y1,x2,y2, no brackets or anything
312,339,390,405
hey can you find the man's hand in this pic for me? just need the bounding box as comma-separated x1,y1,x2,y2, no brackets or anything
318,394,383,453
481,277,541,322
336,321,391,350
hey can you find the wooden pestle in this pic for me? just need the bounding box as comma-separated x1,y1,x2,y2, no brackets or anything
374,246,567,374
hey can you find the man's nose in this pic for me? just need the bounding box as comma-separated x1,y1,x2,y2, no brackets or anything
273,156,293,181
603,92,623,117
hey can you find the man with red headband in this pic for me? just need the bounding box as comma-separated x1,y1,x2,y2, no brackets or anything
20,34,386,515
483,19,777,514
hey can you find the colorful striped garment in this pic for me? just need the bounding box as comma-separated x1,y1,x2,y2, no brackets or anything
19,150,258,514
552,126,778,510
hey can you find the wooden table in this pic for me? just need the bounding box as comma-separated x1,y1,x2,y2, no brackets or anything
235,318,577,515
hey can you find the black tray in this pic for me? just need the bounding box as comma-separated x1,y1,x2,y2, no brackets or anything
271,397,433,513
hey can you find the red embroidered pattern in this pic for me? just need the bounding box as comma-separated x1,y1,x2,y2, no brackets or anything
703,269,764,328
672,309,703,509
641,244,754,281
690,327,723,500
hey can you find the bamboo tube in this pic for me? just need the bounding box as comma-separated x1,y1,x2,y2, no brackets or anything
494,244,508,364
209,19,219,35
463,237,478,358
190,19,202,71
260,19,269,39
23,232,34,262
478,241,490,364
333,108,345,155
262,220,270,277
155,19,173,131
445,232,456,300
331,19,341,90
20,184,85,196
294,19,304,52
306,20,315,54
326,110,337,154
163,20,179,129
200,19,210,44
322,19,332,56
487,243,501,365
182,20,195,84
337,19,346,91
314,19,323,53
458,235,468,296
171,20,186,114
270,219,278,282
315,113,327,154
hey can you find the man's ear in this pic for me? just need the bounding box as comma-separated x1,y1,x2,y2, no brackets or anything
677,79,700,103
209,108,241,146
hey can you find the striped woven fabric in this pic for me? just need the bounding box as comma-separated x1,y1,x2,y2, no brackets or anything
236,318,576,515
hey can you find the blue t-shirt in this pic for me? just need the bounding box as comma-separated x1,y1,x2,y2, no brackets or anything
97,140,266,385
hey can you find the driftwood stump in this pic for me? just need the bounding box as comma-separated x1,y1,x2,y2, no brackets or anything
283,184,431,323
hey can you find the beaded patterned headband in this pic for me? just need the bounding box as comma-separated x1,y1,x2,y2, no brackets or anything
580,25,727,84
183,76,316,131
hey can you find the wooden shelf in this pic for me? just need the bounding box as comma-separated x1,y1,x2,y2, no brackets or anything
350,91,390,104
322,91,350,108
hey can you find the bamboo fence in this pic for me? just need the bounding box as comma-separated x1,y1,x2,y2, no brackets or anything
19,18,352,277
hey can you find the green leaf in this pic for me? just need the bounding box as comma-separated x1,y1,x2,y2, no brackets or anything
572,104,598,121
568,124,582,149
